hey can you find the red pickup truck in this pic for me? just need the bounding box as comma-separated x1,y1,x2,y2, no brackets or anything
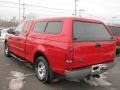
4,17,116,83
108,25,120,55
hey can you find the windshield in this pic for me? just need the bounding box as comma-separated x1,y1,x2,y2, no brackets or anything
73,21,112,41
109,26,120,36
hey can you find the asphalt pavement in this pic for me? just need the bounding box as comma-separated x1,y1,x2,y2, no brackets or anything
0,40,120,90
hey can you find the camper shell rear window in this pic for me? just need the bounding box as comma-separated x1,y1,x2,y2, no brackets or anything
73,21,112,41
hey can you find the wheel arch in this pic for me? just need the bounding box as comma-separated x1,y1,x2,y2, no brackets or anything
33,51,50,65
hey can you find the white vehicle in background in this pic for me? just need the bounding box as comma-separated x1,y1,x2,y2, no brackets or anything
0,28,8,40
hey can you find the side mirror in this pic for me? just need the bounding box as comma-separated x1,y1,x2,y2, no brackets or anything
7,28,15,34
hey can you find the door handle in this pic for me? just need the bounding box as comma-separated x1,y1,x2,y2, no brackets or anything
95,43,101,48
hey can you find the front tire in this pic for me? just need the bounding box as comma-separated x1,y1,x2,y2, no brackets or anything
4,42,11,57
35,56,53,83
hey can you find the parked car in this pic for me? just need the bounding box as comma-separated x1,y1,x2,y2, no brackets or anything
4,17,116,83
107,25,120,55
0,28,8,40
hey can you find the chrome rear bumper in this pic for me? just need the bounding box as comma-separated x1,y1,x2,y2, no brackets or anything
65,61,116,79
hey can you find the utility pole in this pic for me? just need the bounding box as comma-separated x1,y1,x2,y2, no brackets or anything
19,0,21,22
79,9,85,17
22,3,26,20
74,0,79,17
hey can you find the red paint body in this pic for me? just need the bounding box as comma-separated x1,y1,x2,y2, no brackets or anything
6,17,116,75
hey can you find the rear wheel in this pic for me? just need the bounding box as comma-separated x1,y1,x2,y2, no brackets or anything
35,56,53,83
4,42,11,57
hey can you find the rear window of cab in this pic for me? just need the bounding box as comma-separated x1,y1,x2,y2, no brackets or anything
33,21,63,34
73,21,112,41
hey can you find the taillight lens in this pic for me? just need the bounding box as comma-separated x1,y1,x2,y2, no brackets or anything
66,47,74,63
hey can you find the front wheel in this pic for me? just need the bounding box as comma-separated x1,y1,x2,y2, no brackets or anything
4,42,11,57
35,56,53,83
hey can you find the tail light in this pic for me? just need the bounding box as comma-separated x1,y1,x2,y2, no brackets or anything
65,47,74,63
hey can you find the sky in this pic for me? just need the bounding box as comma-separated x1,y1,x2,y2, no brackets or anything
0,0,120,24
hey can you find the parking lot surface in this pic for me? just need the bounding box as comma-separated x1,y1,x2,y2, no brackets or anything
0,40,120,90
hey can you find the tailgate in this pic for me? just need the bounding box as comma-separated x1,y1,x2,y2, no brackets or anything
66,41,116,69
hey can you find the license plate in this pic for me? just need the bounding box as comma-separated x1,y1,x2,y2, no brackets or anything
91,64,107,73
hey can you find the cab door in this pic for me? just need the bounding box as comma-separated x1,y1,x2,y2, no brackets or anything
10,22,26,57
9,22,25,55
14,21,31,58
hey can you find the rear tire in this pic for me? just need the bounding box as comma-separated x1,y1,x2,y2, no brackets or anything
4,42,11,57
35,56,53,83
